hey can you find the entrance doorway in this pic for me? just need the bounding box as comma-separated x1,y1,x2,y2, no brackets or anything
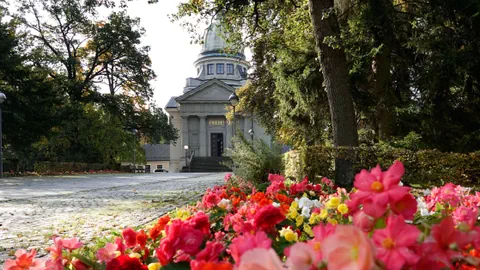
210,133,224,157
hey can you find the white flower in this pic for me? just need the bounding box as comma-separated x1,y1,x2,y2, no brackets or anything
312,199,322,208
423,189,431,196
298,197,313,209
217,199,231,210
399,181,404,186
301,206,311,218
272,202,281,208
420,208,430,216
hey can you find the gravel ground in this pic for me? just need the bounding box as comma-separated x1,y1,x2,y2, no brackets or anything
0,173,224,263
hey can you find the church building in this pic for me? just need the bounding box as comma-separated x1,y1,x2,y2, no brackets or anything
165,22,271,172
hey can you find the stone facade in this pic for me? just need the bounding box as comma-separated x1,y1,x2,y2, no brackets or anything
165,21,271,172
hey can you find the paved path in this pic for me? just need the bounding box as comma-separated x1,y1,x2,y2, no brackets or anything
0,173,224,263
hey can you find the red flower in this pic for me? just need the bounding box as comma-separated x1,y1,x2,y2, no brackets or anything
136,229,147,248
253,205,285,231
115,237,126,254
191,260,233,270
122,228,137,248
149,215,171,240
188,212,210,235
196,241,225,262
106,255,147,270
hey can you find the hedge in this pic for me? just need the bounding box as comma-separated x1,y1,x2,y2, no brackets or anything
285,145,480,189
33,162,116,174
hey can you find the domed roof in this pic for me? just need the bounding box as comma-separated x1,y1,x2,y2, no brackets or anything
201,21,228,53
200,20,244,57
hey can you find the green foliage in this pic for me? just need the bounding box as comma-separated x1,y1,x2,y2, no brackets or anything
0,2,178,171
223,133,284,185
299,145,480,189
172,0,480,153
33,162,114,174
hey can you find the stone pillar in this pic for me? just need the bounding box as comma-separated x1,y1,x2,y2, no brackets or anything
181,116,189,166
199,116,207,157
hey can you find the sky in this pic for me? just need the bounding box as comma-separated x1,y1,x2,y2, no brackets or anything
124,0,202,108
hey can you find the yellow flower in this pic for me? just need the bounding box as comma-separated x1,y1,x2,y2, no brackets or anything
327,197,340,208
319,209,328,219
327,218,338,225
288,208,298,219
280,227,298,242
302,193,308,198
148,263,161,270
290,201,298,210
284,230,298,242
303,224,314,237
309,213,319,225
129,253,141,259
337,203,349,214
296,215,304,227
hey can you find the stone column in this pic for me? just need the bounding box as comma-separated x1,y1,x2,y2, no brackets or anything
181,116,189,166
199,116,207,157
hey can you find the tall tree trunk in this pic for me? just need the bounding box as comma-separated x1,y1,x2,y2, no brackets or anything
373,47,396,140
308,0,358,189
370,0,397,140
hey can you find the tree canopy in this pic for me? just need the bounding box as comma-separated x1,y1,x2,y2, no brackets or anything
0,1,178,171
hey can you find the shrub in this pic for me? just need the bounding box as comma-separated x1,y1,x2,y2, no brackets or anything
223,133,284,185
33,162,115,174
296,145,480,188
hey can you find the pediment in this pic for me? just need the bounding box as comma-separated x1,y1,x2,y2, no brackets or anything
176,79,235,103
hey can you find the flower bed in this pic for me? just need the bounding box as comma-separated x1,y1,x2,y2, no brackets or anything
4,161,480,270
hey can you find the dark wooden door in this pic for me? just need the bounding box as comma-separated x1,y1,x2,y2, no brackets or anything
210,133,224,157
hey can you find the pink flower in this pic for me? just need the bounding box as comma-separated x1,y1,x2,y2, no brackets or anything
237,248,283,270
353,211,376,232
4,249,45,270
96,243,118,263
203,192,221,209
122,227,137,248
390,194,417,220
322,225,376,270
44,258,63,270
61,237,83,251
452,206,478,231
224,173,233,182
351,160,410,218
229,231,272,264
268,174,285,182
372,215,421,270
306,223,336,263
422,216,471,267
46,237,63,262
286,242,316,270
